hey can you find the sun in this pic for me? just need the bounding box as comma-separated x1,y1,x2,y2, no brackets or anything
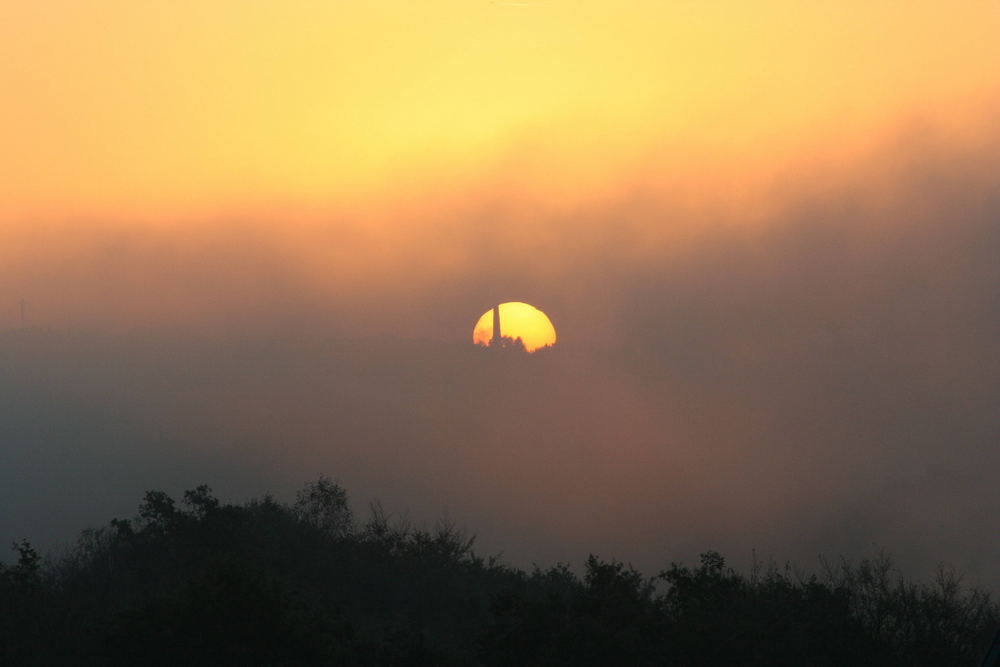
472,302,557,353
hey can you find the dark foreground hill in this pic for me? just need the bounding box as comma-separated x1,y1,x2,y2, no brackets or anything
2,479,997,665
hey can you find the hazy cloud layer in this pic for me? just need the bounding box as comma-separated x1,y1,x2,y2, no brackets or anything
2,125,999,590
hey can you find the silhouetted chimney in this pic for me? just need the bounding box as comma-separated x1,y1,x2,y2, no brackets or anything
491,304,501,347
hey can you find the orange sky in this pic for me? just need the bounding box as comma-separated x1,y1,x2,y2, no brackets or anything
3,1,999,225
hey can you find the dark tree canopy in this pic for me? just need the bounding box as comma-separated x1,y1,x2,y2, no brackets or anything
1,481,996,665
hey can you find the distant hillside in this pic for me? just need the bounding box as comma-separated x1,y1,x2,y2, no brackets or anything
2,480,997,665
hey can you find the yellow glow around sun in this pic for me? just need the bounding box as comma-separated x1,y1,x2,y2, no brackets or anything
473,302,556,353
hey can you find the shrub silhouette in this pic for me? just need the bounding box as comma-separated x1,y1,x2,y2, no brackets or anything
293,476,353,539
1,481,996,665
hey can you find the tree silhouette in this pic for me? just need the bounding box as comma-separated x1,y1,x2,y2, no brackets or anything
1,481,996,665
293,476,353,539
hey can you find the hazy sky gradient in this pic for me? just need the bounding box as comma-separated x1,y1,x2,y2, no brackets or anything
3,0,1000,221
2,2,998,589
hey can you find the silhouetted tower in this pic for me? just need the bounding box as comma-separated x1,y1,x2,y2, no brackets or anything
491,304,501,347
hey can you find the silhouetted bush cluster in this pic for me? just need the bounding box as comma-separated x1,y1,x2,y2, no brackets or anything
1,480,996,665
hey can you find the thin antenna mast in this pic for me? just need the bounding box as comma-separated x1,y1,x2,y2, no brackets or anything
491,304,501,347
